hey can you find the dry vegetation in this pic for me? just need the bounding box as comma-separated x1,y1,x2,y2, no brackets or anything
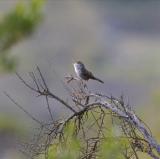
5,67,160,159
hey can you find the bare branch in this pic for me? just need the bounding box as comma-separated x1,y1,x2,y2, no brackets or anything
45,95,53,121
8,67,160,159
4,92,42,125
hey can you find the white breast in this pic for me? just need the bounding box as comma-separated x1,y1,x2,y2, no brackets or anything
74,63,81,78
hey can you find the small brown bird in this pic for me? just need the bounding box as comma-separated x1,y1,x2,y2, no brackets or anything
73,61,104,83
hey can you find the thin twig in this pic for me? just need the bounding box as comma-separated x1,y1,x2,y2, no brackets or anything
4,92,42,125
45,95,54,121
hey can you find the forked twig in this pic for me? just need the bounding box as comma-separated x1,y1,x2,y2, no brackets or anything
6,67,160,159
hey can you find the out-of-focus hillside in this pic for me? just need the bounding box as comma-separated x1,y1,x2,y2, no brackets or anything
0,0,160,158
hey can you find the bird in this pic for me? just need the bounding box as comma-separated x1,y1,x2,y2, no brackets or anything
73,61,104,83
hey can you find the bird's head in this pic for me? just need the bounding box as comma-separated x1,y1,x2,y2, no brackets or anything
73,61,83,65
73,61,85,70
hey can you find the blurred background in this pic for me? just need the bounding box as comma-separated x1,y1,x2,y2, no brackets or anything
0,0,160,158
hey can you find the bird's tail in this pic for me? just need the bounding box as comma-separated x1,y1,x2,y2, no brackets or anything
92,76,104,83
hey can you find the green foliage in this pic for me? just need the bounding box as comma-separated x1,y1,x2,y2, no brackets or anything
45,122,127,159
37,107,129,159
0,0,44,72
0,53,17,72
47,122,81,159
98,130,127,159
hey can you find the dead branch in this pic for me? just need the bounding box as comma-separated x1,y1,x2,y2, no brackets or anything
6,67,160,159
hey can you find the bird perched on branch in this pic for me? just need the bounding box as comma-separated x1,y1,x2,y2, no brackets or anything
73,61,104,83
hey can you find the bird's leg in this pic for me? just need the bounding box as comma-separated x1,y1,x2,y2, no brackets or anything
79,79,88,90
